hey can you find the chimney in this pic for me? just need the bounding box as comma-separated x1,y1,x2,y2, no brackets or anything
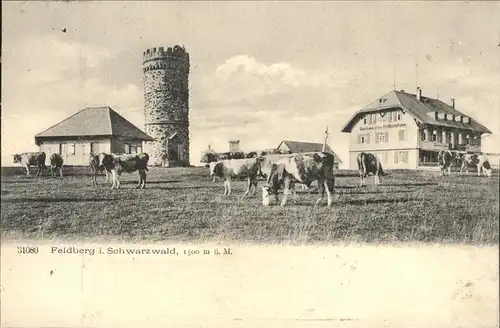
416,87,422,101
451,98,455,108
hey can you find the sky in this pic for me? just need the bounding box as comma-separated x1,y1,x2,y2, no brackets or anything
2,1,500,167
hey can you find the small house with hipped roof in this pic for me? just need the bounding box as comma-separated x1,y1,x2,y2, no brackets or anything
276,140,343,169
35,106,153,165
341,88,492,169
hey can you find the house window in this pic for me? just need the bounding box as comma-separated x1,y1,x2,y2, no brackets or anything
363,117,367,125
376,132,388,144
130,145,137,154
432,130,437,142
124,144,130,154
90,142,99,154
420,130,427,141
466,135,470,145
398,130,406,142
442,131,446,143
394,151,408,164
66,143,75,156
358,133,370,144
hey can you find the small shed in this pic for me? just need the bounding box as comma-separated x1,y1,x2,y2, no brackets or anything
35,106,153,165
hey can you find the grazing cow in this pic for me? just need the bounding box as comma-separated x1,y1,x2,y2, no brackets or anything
211,157,265,196
261,152,335,207
49,153,64,178
476,155,492,177
260,153,318,192
357,152,385,186
438,150,459,176
459,153,492,177
100,153,150,190
12,152,47,176
89,153,111,186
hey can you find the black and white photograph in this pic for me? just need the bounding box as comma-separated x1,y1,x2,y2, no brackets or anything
1,1,499,327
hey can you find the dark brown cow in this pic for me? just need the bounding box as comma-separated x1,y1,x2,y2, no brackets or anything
49,153,64,178
12,152,47,176
357,152,385,186
261,152,335,207
100,153,150,190
89,153,110,186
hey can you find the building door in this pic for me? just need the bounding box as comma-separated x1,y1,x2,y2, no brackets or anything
177,145,184,162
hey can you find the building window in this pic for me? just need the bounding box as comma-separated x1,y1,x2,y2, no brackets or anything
465,135,470,145
65,143,75,156
442,131,446,143
398,130,406,142
394,151,408,164
124,144,130,154
420,130,426,141
358,133,370,144
376,132,388,144
90,142,99,154
431,130,437,142
363,117,367,125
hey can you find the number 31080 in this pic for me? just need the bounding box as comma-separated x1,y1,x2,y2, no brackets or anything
17,246,39,254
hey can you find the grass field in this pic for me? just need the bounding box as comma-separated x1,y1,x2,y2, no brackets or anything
1,166,498,244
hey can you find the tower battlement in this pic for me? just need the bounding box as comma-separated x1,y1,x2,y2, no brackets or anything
143,45,189,63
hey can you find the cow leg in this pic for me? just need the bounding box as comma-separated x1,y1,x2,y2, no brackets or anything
323,179,334,207
251,179,258,196
280,179,292,207
227,179,232,196
375,174,380,186
141,171,147,189
59,167,63,178
292,183,298,203
136,170,142,189
243,177,251,197
315,178,326,206
110,170,117,190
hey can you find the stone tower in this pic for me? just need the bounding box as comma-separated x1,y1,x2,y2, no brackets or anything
143,45,190,167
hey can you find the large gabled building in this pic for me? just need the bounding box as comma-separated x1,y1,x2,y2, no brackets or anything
341,88,492,170
35,106,153,165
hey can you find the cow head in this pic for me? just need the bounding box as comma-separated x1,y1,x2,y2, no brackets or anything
261,186,272,206
12,154,22,163
212,162,224,178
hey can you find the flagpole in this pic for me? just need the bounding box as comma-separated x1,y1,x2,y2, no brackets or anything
322,127,328,152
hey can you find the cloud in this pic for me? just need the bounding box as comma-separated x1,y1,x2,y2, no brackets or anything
1,35,144,165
